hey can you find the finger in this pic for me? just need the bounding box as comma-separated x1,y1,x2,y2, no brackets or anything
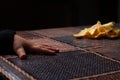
41,45,59,53
16,47,27,59
41,48,57,54
32,46,57,55
46,47,59,53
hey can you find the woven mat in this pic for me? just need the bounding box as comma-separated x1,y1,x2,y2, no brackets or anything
72,71,120,80
16,31,43,40
8,50,120,80
53,36,103,48
88,47,120,61
1,27,120,80
30,27,81,38
53,36,120,47
53,36,120,60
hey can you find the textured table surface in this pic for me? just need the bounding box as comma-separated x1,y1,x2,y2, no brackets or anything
1,26,120,80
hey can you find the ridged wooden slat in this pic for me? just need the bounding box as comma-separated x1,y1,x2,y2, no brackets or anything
72,71,120,80
30,27,82,38
86,44,120,61
0,56,36,80
16,31,43,39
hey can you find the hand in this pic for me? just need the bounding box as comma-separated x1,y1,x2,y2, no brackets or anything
13,35,59,59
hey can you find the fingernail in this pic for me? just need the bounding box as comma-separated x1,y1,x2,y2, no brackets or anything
20,55,27,59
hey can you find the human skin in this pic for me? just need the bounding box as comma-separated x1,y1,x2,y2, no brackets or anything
13,35,59,59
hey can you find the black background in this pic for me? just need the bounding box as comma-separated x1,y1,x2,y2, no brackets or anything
0,0,118,30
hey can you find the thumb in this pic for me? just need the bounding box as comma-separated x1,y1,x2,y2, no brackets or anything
16,47,27,59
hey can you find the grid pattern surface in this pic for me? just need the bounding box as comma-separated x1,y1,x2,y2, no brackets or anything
2,27,120,80
8,50,120,80
53,36,120,60
53,36,120,48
